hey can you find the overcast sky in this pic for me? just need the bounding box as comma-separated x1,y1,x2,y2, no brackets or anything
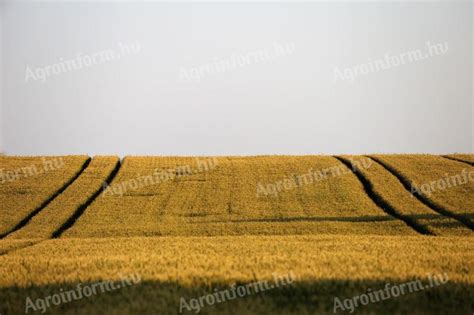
0,1,472,156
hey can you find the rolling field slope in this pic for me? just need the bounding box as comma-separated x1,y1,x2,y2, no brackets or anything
339,155,472,236
444,154,474,165
0,155,472,315
370,154,474,229
6,157,119,240
63,156,415,237
0,156,89,237
0,235,473,314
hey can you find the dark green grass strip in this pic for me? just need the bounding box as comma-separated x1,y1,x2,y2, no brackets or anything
0,158,91,239
334,156,434,236
52,159,122,238
368,156,474,231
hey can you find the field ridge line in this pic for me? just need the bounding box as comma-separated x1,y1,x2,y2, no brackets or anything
0,158,92,239
52,158,122,238
0,240,46,257
367,155,474,231
334,156,434,235
441,155,474,167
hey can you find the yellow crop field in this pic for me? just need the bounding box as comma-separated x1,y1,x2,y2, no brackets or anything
6,156,119,240
0,239,40,255
444,154,474,165
0,236,472,314
370,154,474,229
339,155,472,236
0,156,89,237
63,156,415,237
0,155,472,314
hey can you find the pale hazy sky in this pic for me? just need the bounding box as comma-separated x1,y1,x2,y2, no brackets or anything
0,1,473,156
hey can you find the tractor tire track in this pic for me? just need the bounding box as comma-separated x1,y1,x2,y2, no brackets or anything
441,155,474,167
0,158,91,239
334,156,433,235
52,158,122,238
368,155,474,231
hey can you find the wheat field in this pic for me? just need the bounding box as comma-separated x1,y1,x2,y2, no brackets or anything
0,155,472,314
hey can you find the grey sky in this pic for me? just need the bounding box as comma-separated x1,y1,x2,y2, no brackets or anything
0,1,472,156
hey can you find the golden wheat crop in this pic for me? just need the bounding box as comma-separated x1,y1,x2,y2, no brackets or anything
6,157,119,240
63,156,415,237
0,156,89,236
340,155,472,236
445,154,474,165
370,155,474,226
0,235,472,314
0,239,40,255
0,155,472,315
